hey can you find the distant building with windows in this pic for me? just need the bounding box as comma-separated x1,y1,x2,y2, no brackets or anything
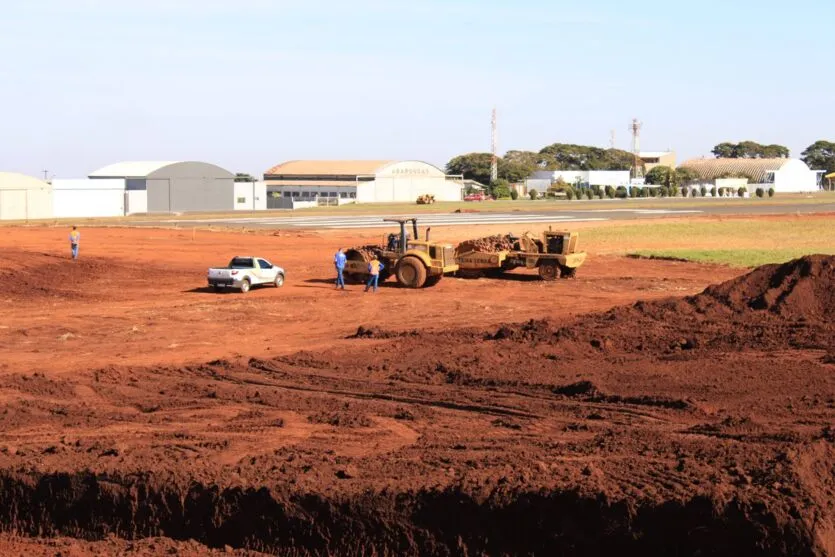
524,170,631,194
640,151,676,172
263,160,464,207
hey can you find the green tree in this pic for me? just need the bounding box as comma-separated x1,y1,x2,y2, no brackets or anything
675,166,700,184
528,188,538,200
234,173,257,182
538,143,636,171
446,153,494,185
711,141,789,159
492,178,512,199
644,165,674,185
446,152,536,186
801,140,835,176
510,189,519,200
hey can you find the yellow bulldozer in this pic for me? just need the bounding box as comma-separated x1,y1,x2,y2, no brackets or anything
343,218,459,288
455,228,587,280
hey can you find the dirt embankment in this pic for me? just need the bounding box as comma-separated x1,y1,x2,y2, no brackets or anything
0,256,834,554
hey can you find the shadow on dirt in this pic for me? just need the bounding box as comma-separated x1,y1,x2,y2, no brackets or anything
452,272,546,283
303,278,399,289
183,286,277,294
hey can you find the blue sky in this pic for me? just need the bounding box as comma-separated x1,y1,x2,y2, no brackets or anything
1,0,833,178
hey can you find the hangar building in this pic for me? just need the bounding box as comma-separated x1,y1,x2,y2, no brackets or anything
680,158,819,193
0,172,53,220
89,161,237,213
263,160,464,206
52,179,127,218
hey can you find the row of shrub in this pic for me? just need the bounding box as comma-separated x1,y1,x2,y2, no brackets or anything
531,185,776,200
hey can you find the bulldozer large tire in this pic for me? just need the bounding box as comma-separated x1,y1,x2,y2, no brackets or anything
424,274,442,287
396,256,427,288
538,262,561,281
560,265,577,279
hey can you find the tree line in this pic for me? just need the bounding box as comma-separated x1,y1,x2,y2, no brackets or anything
446,139,835,193
445,144,637,189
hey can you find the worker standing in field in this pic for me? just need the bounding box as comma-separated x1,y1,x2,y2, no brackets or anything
334,248,347,289
365,256,384,293
68,226,80,260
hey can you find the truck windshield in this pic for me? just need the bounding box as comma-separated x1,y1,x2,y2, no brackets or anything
230,258,254,268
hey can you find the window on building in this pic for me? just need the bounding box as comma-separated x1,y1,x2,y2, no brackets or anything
301,191,310,197
349,192,356,198
283,192,292,198
291,191,300,197
328,192,338,197
339,192,348,198
236,197,246,203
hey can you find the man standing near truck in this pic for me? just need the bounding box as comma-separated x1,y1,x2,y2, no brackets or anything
334,248,347,289
69,226,80,260
365,256,384,293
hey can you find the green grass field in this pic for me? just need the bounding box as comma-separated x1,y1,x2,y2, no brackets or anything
580,219,835,268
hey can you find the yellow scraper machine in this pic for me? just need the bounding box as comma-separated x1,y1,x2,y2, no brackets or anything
343,217,459,288
455,228,587,280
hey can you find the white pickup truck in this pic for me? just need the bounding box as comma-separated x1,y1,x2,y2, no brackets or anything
207,256,285,293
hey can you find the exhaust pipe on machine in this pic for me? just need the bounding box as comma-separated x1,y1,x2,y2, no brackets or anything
426,227,431,242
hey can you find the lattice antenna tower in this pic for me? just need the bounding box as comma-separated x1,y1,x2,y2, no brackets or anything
490,107,498,183
629,118,643,178
609,129,616,149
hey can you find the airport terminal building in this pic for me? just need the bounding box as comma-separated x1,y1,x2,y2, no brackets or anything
263,160,464,206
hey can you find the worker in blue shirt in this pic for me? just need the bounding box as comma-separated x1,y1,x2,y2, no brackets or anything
365,256,384,293
334,248,347,289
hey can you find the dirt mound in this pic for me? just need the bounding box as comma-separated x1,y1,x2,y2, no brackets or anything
0,252,158,302
350,325,420,339
699,254,835,320
457,234,514,254
485,256,835,355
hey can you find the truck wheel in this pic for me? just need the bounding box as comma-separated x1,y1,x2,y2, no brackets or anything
396,256,427,288
424,275,442,287
240,279,251,293
538,262,561,281
274,273,285,287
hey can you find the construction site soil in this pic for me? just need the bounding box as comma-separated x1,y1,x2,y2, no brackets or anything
0,226,834,555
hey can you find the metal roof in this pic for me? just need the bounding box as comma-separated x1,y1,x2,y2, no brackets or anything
265,180,361,188
680,158,794,183
0,172,51,190
265,160,395,177
89,161,182,178
640,151,674,158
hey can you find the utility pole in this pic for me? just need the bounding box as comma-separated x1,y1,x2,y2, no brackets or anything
490,107,498,183
629,119,643,179
42,170,48,181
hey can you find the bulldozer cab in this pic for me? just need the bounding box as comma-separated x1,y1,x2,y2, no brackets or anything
383,218,421,255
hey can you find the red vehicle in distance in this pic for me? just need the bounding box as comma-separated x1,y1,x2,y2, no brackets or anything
464,192,491,201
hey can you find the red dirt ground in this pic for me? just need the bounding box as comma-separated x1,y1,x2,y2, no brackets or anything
0,225,833,555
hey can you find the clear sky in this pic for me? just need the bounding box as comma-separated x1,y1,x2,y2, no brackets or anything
1,0,833,179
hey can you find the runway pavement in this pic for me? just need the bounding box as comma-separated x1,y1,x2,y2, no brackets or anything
129,201,835,230
142,208,705,229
